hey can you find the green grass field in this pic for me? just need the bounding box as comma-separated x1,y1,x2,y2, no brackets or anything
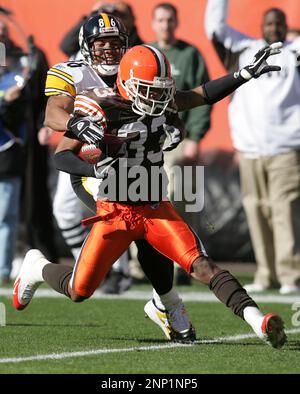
0,277,300,374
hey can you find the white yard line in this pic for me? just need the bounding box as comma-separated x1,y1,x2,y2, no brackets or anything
1,288,300,304
0,328,299,364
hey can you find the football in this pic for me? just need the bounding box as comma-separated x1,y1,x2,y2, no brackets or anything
78,143,102,164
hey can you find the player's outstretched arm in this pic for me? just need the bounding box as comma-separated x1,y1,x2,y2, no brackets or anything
175,42,282,111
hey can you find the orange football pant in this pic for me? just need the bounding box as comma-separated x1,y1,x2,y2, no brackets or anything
71,200,206,297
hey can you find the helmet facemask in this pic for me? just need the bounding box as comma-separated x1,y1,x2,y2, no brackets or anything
123,74,175,116
79,14,128,76
89,37,127,76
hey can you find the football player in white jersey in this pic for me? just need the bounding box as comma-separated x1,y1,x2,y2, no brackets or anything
50,18,131,294
47,14,128,263
45,13,196,342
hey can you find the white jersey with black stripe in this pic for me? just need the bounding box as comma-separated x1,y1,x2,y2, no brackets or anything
45,60,109,98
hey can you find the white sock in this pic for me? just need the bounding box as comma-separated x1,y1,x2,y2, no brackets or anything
153,288,181,311
243,306,265,338
32,257,50,283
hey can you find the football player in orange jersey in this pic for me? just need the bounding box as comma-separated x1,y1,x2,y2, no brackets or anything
14,32,286,347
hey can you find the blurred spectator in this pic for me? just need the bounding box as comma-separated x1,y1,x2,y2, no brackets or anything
60,1,143,58
150,2,211,285
0,19,22,56
205,0,300,294
0,19,58,281
287,28,300,41
0,21,26,284
22,38,59,264
112,2,143,45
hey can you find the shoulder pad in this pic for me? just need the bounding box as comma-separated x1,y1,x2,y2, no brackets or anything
77,89,140,130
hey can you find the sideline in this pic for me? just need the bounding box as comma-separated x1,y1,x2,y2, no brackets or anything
1,288,300,304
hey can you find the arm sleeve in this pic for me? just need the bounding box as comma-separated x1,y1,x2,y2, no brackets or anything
202,72,247,105
59,16,87,57
54,150,95,177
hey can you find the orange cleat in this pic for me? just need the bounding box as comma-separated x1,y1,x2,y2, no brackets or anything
261,312,287,349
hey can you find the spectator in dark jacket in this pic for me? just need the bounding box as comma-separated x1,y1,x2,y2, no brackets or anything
0,21,27,283
22,40,59,264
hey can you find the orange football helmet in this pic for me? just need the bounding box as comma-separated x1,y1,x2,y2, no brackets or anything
117,45,175,116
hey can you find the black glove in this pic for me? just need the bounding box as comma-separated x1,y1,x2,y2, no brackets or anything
67,115,105,144
239,42,282,80
163,124,183,152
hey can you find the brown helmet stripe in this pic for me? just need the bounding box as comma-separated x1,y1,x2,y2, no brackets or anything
143,44,169,78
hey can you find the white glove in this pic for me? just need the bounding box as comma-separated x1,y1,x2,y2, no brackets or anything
239,42,282,80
